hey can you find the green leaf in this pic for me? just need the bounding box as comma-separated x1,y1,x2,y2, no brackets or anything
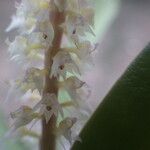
72,43,150,150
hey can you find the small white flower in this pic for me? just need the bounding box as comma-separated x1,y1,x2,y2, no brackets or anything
6,0,50,34
60,0,92,14
80,7,95,27
6,36,27,61
10,105,38,130
6,15,26,32
34,93,64,123
75,41,93,61
51,51,80,79
57,117,79,144
65,41,94,66
10,105,32,119
38,21,54,47
27,32,49,48
59,76,85,103
17,67,44,93
62,13,95,45
7,16,37,34
6,32,50,63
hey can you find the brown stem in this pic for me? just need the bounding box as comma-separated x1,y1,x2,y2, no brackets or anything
40,5,66,150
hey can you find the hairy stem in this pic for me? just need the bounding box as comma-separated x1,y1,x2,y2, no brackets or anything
40,5,66,150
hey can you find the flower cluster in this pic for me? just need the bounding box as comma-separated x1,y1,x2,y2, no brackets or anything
5,0,96,149
6,0,54,65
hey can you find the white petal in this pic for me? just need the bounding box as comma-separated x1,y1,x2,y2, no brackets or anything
6,15,25,32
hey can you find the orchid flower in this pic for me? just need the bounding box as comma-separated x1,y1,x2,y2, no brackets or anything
59,76,86,104
56,117,79,144
6,31,52,64
64,41,95,66
10,105,38,131
61,1,95,46
50,50,80,79
6,0,50,34
33,93,64,123
16,67,45,93
40,93,64,123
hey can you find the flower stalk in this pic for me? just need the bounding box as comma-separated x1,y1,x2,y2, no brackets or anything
41,5,66,150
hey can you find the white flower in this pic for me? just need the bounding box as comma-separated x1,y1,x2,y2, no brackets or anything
34,93,64,123
57,0,94,47
54,0,81,13
75,41,93,61
62,12,95,46
6,36,27,62
55,0,94,16
57,117,80,144
19,0,50,18
6,15,37,34
10,105,38,130
51,51,80,79
27,32,49,48
80,7,95,27
10,106,31,119
37,21,54,47
65,41,94,65
6,0,50,34
59,76,86,103
17,67,45,93
6,32,50,63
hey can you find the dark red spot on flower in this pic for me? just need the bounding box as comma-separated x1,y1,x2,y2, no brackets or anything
43,34,48,39
59,65,65,70
72,29,76,34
